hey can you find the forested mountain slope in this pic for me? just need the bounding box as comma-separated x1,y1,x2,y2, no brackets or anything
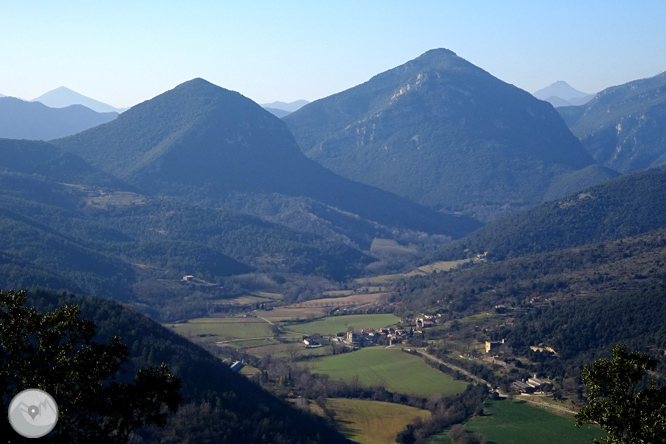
54,78,479,239
559,70,666,173
0,139,374,319
439,165,666,260
396,228,666,375
285,49,595,221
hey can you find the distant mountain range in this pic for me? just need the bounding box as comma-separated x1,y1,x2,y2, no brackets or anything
533,81,595,107
262,107,292,118
0,97,118,140
261,100,309,118
53,78,479,241
32,86,126,113
0,79,483,319
262,100,309,112
558,71,666,174
284,49,598,221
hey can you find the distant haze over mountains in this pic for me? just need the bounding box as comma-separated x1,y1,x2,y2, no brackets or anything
533,81,595,107
285,49,598,221
261,100,309,118
32,86,126,113
558,71,666,174
0,97,118,140
261,100,309,112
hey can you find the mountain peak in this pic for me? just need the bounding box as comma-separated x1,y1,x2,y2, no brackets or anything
177,77,218,89
162,78,248,104
285,49,594,221
53,78,287,182
53,79,479,239
33,86,121,114
419,48,458,58
534,81,592,101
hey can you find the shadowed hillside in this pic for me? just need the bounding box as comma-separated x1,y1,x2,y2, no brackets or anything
54,78,480,239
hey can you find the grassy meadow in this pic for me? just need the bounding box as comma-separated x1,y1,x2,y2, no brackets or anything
326,398,430,444
312,347,468,396
285,313,400,336
464,399,606,444
165,317,274,343
355,259,472,286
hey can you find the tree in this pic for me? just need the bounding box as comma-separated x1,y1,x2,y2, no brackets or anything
0,290,182,443
575,344,666,444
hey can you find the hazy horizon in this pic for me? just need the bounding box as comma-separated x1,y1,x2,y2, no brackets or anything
2,1,666,108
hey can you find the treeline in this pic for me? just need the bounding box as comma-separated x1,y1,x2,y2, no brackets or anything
396,385,489,444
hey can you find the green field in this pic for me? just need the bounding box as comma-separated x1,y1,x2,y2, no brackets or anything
326,398,430,444
225,338,279,349
165,317,274,343
465,399,606,444
285,313,400,336
312,347,468,396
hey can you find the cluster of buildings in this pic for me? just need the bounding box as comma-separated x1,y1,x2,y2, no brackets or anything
336,327,410,347
300,326,414,348
511,375,551,393
299,313,448,350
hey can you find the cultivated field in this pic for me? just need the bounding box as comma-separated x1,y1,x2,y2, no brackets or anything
254,306,328,322
165,317,274,343
311,347,469,396
288,292,389,308
285,313,400,336
465,399,606,444
244,342,330,359
326,398,430,444
355,260,472,286
212,291,284,306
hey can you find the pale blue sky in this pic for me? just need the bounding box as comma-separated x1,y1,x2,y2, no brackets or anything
2,1,665,108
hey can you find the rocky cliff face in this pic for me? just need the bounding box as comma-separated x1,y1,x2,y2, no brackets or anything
560,71,666,174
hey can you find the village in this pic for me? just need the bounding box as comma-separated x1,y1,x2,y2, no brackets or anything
295,312,554,397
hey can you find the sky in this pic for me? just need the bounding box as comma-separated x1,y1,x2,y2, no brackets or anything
2,1,666,109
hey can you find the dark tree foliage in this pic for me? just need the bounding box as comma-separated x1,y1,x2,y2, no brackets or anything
502,285,666,379
396,384,488,444
0,290,182,443
448,424,486,444
576,345,666,444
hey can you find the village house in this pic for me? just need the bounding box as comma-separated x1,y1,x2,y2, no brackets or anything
527,375,549,390
485,340,504,353
511,380,533,393
344,331,362,346
230,361,245,373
